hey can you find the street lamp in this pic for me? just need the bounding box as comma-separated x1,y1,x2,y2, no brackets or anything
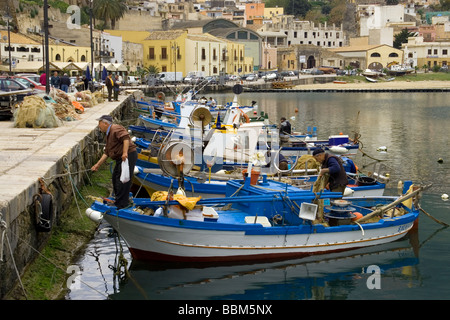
171,43,179,83
3,11,12,74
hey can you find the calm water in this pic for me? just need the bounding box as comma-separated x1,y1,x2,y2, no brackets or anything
67,92,450,300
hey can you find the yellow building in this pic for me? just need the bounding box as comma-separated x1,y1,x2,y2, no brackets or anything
264,7,284,20
49,44,91,64
144,31,187,76
330,44,403,70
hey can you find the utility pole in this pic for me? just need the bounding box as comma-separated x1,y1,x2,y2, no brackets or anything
43,0,50,93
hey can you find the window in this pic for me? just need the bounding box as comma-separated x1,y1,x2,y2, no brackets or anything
370,52,381,57
161,47,168,60
428,49,432,55
201,48,206,60
149,47,155,59
434,49,438,55
443,49,448,55
238,31,247,40
55,54,61,61
389,52,399,57
81,55,86,62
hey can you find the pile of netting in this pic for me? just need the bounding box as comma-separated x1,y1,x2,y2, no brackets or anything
13,87,106,128
13,95,63,128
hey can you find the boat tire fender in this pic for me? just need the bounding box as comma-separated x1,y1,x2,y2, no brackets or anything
34,193,53,232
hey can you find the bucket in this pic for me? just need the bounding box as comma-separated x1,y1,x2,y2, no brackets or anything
242,169,260,185
357,176,377,186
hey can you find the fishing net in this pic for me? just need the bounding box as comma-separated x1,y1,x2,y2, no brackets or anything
13,95,63,128
293,155,321,172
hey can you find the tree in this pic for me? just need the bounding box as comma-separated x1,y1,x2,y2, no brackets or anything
393,28,414,49
286,0,312,17
92,0,127,30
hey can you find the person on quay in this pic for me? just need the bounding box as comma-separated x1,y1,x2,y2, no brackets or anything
105,73,115,102
91,115,138,209
50,71,60,89
312,148,348,194
60,73,71,93
113,74,120,101
40,72,46,86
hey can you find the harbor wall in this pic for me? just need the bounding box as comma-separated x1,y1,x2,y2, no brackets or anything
0,95,134,299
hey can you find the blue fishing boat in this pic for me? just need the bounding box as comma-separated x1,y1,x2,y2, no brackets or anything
86,180,425,262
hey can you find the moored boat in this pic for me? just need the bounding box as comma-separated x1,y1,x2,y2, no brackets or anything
86,181,426,262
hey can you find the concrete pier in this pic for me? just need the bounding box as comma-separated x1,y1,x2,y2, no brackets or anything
0,94,134,298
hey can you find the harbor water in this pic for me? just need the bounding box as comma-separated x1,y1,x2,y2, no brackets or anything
67,91,450,300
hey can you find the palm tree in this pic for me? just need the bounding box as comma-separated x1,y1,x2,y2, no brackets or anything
92,0,127,30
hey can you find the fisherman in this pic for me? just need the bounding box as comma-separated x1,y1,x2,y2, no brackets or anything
279,117,292,135
105,73,115,102
312,148,348,194
91,115,138,209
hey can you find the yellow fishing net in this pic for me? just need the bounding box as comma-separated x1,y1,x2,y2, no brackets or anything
150,191,202,210
14,95,63,128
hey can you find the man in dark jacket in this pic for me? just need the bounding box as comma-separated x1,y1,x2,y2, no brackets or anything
105,73,114,101
91,115,138,209
50,71,60,89
313,149,348,194
60,73,71,92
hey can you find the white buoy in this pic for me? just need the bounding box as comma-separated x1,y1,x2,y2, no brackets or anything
328,146,348,154
377,146,387,153
85,208,104,223
442,194,449,201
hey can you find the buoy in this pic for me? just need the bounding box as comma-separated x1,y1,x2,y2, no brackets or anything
438,158,444,163
352,212,363,221
377,146,387,152
85,208,104,223
442,194,449,201
329,146,348,154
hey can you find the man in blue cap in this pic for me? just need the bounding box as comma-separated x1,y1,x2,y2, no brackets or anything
312,148,348,194
91,115,138,209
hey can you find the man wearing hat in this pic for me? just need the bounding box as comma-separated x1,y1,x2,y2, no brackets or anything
91,115,138,209
312,149,348,194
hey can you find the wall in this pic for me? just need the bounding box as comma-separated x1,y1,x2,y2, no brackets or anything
0,97,134,299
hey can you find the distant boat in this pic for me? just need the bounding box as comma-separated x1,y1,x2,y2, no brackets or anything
333,80,347,84
387,65,414,76
365,76,378,83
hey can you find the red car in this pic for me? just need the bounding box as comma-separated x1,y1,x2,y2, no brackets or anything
13,76,46,92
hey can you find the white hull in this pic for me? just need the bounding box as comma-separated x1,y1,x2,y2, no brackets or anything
104,213,416,262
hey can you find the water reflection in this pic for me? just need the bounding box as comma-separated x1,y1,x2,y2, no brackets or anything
109,230,421,300
67,92,450,300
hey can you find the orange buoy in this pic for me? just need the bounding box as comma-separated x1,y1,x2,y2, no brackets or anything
72,100,84,113
294,108,298,113
352,212,363,221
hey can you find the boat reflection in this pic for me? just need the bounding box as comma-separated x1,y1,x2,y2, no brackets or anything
108,229,421,300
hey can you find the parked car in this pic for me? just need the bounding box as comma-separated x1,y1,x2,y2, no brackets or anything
0,77,33,119
127,76,140,85
262,72,277,81
14,76,46,91
205,76,218,84
15,73,41,84
310,68,324,75
245,74,258,81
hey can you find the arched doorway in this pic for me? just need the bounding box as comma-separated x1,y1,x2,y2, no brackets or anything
307,56,315,69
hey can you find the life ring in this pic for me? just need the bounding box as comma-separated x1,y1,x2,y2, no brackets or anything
33,193,53,232
232,110,250,124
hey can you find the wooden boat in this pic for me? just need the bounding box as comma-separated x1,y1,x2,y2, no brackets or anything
86,182,425,262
